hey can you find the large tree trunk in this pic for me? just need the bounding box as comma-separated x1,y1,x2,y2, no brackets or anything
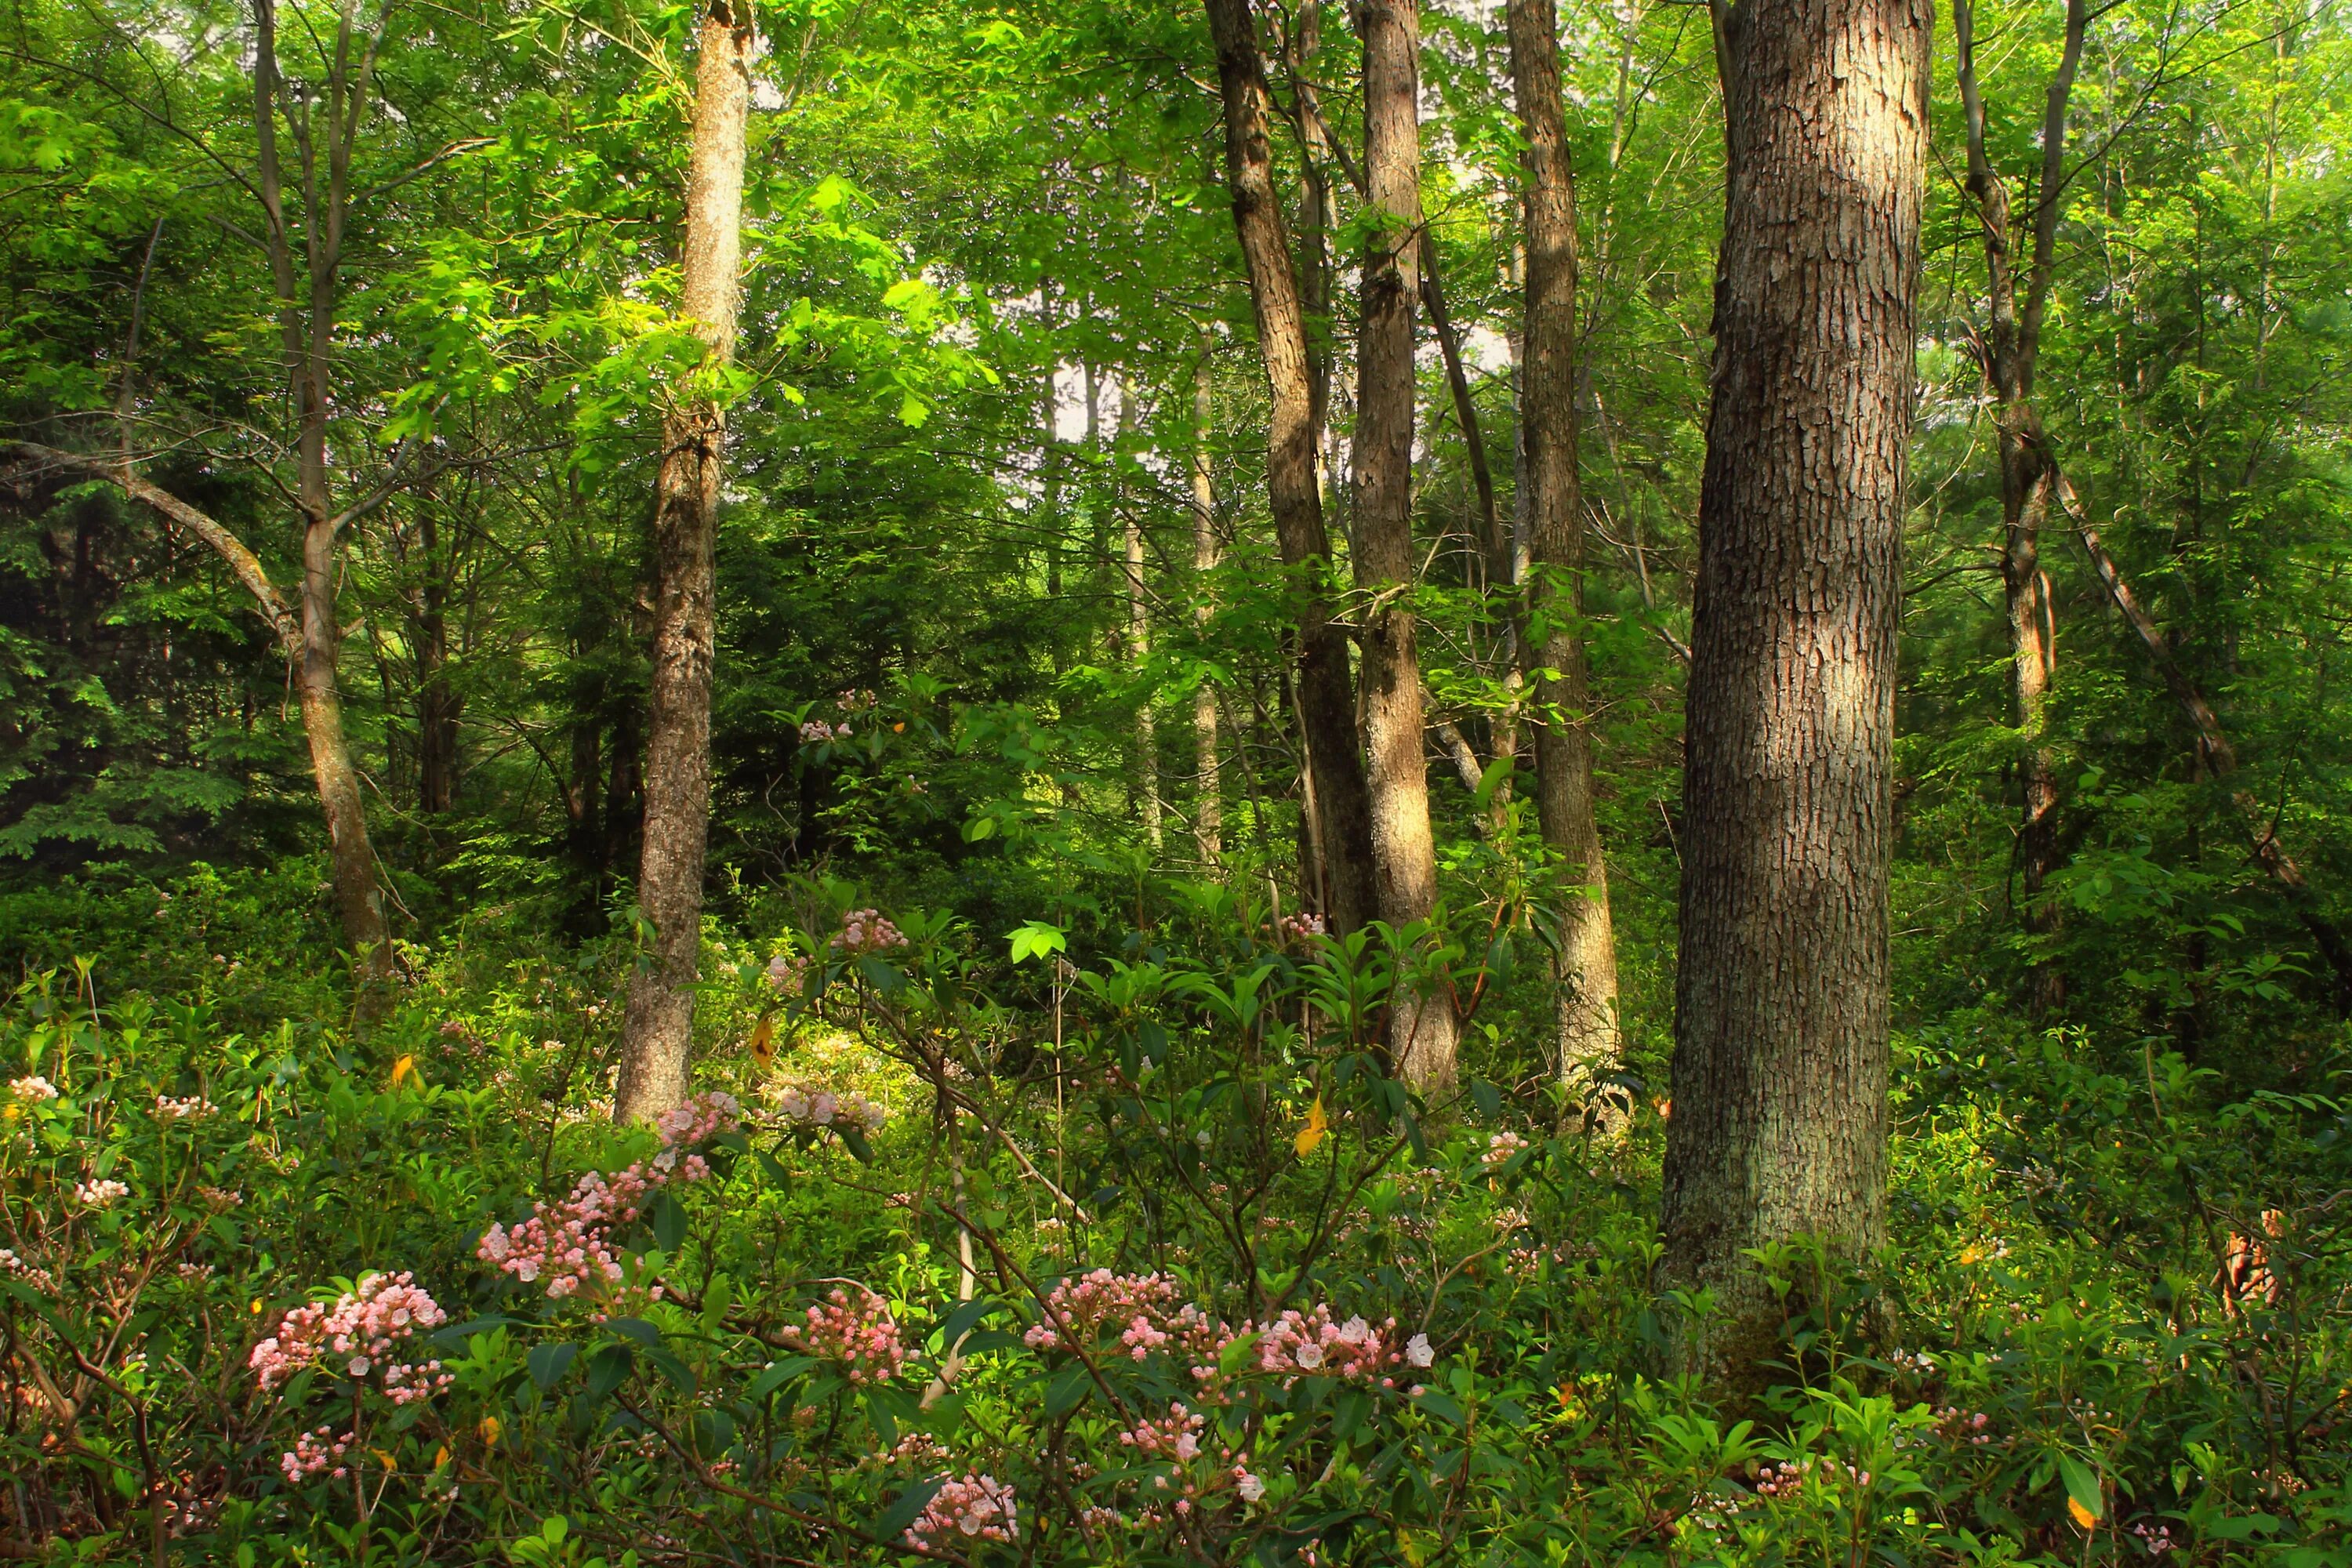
1955,0,2087,1014
613,2,754,1123
1191,347,1224,867
1658,0,1931,1388
1203,0,1377,935
1350,0,1455,1096
1508,0,1622,1116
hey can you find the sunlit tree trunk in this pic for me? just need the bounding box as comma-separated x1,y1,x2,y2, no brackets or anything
1351,0,1455,1095
1955,0,2087,1015
1203,0,1377,935
1658,0,1931,1389
614,2,754,1123
1507,0,1621,1116
1119,377,1163,854
1192,347,1224,867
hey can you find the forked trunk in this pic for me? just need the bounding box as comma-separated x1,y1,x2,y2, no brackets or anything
1658,0,1932,1390
613,2,754,1123
1203,0,1377,935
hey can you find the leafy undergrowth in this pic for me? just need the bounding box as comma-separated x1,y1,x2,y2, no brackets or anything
3,884,2347,1566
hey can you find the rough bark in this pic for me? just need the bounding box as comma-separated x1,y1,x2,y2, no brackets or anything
614,2,754,1123
1350,0,1455,1096
1507,0,1622,1114
1657,0,1932,1389
1955,0,2085,1012
1192,348,1225,866
1203,0,1377,935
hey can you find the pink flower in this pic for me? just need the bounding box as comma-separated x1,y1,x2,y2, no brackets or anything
905,1472,1017,1550
778,1286,906,1385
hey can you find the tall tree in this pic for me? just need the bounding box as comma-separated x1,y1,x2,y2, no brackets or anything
1954,0,2088,1013
1350,0,1454,1094
612,2,756,1123
1506,0,1622,1112
1120,376,1163,854
1203,0,1378,935
1191,345,1224,867
1658,0,1933,1384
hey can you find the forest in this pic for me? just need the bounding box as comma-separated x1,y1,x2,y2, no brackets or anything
2,0,2349,1562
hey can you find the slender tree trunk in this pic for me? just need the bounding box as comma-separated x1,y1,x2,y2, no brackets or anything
2063,475,2352,1014
1350,0,1455,1095
614,2,754,1123
1955,0,2086,1014
1657,0,1932,1389
1192,347,1225,866
1204,0,1377,935
413,508,461,816
1508,0,1622,1115
1119,377,1163,855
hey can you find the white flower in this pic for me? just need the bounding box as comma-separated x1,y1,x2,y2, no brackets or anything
348,1356,372,1377
1293,1342,1326,1370
1237,1472,1266,1502
1405,1333,1435,1368
8,1075,58,1102
74,1178,129,1208
1337,1315,1370,1344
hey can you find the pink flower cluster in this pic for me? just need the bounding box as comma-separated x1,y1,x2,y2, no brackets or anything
9,1075,59,1102
249,1271,450,1390
778,1286,906,1385
1276,912,1326,943
1120,1403,1206,1462
154,1094,216,1120
281,1425,352,1483
800,720,851,743
906,1472,1018,1551
1256,1305,1406,1383
477,1093,739,1300
833,909,908,955
74,1178,129,1207
1024,1269,1186,1356
766,950,812,993
1482,1130,1530,1171
774,1083,887,1132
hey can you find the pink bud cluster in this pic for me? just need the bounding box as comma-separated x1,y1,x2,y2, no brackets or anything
1256,1305,1406,1383
800,720,852,743
281,1425,352,1483
906,1472,1018,1550
778,1286,906,1385
154,1094,217,1120
833,909,908,955
1933,1406,1994,1445
1120,1403,1206,1462
1276,912,1326,943
1482,1130,1530,1170
774,1083,887,1132
477,1093,739,1300
1023,1269,1187,1356
249,1272,450,1391
766,950,812,993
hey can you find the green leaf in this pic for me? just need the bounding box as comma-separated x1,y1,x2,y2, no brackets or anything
746,1356,816,1402
1044,1361,1092,1418
2058,1454,2103,1522
939,1297,1007,1345
873,1475,949,1544
527,1341,580,1390
1414,1388,1465,1427
649,1189,688,1253
1007,920,1067,964
584,1343,633,1399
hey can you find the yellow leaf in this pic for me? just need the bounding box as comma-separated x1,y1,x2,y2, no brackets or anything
2067,1497,2098,1530
434,1446,450,1470
1294,1096,1328,1159
389,1054,417,1088
479,1416,501,1449
748,1014,775,1070
372,1448,395,1471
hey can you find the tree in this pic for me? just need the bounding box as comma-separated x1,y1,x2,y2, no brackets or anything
1201,0,1378,935
1658,0,1933,1384
1190,344,1224,868
1506,0,1622,1112
1954,0,2088,1014
613,2,757,1123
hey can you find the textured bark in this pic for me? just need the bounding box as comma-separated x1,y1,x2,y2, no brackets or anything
1955,0,2085,1012
614,2,753,1123
1657,0,1931,1388
1204,0,1377,934
1192,350,1225,866
1350,0,1455,1095
2063,476,2352,1014
1508,0,1621,1112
